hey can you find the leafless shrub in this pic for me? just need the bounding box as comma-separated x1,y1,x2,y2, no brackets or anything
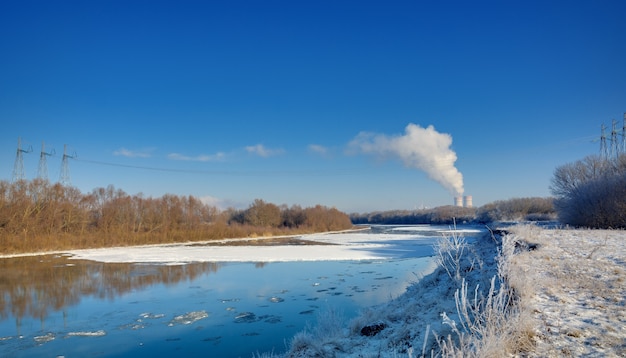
433,222,467,282
551,154,626,228
436,233,536,357
285,308,346,357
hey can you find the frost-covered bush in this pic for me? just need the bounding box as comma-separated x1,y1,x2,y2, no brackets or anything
437,233,535,357
433,223,468,282
285,308,346,357
551,154,626,228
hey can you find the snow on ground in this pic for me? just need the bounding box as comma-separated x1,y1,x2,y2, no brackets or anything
66,230,438,264
509,225,626,357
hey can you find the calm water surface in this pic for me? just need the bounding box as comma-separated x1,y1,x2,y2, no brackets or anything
0,225,480,357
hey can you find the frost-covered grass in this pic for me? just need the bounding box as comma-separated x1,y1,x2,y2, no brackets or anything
433,222,468,282
273,224,626,357
508,224,626,357
436,232,535,357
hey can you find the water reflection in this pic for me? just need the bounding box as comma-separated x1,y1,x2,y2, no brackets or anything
0,226,471,357
0,255,221,325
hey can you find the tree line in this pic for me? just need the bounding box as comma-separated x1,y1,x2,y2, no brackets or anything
0,179,353,254
350,196,556,225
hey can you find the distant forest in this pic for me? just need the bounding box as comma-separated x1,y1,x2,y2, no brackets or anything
0,178,564,255
0,179,353,254
350,197,556,225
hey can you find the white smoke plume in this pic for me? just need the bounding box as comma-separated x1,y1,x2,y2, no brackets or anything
348,123,464,196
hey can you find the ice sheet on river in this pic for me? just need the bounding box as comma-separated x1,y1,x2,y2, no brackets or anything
66,230,448,264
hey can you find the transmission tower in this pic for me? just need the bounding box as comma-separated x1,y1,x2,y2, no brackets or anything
599,123,608,159
12,137,33,182
37,141,55,181
610,119,620,159
622,113,626,154
59,144,76,186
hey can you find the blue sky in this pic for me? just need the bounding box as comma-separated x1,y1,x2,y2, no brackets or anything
1,1,625,213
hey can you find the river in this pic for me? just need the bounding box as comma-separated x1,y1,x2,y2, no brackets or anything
0,225,483,357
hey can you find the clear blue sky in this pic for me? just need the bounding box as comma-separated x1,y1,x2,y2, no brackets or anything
1,1,625,213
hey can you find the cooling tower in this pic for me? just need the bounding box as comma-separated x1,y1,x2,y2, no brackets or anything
454,196,463,207
463,195,473,208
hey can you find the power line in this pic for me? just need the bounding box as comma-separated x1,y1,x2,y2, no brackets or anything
74,158,377,177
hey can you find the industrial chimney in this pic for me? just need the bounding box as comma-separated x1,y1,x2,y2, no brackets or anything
454,196,463,207
463,195,473,208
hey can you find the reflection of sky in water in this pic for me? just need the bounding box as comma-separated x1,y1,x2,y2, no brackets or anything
0,258,436,357
0,226,481,357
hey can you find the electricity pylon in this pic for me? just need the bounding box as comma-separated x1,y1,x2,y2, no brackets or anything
599,123,608,159
59,144,76,186
12,137,32,182
610,119,619,159
622,113,626,154
37,141,55,181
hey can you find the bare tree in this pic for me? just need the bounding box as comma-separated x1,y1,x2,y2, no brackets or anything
552,154,626,228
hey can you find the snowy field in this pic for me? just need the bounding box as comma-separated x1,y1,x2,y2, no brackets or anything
508,225,626,357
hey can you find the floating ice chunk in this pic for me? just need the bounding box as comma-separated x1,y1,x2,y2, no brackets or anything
34,333,55,343
66,330,106,337
219,298,240,303
120,323,144,330
168,311,209,326
268,297,284,303
139,312,165,320
234,312,257,323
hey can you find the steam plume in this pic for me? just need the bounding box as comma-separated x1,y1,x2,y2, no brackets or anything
348,123,464,196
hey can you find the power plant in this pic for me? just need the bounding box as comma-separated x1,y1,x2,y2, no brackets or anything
454,195,473,208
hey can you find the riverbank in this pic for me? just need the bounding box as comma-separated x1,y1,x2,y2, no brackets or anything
275,224,626,357
508,225,626,357
0,227,370,260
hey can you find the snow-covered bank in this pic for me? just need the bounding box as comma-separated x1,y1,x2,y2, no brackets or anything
268,227,501,357
508,225,626,357
272,225,626,357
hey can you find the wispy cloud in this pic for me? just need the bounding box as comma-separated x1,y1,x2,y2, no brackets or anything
168,152,226,162
308,144,329,156
113,147,153,158
245,144,284,158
